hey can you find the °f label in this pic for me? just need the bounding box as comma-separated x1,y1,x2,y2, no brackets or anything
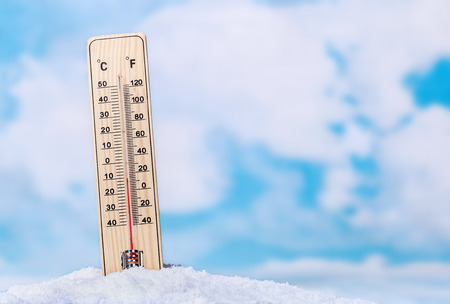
87,33,163,275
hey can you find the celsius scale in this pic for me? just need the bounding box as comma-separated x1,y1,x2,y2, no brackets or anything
87,33,163,275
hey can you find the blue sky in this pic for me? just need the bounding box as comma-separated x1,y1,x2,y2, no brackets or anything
1,0,450,303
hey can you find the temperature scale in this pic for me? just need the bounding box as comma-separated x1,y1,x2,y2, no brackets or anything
87,33,163,275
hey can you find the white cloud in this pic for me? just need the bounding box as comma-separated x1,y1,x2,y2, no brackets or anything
155,116,228,211
0,55,93,207
144,1,352,160
247,257,450,304
377,107,450,242
320,163,358,211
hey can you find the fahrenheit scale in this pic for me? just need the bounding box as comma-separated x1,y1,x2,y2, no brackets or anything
87,33,163,275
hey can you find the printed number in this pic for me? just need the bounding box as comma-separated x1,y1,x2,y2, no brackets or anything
98,81,107,87
134,113,144,120
138,165,148,171
107,220,117,226
136,130,145,137
102,142,111,148
132,96,144,103
105,157,110,164
105,188,115,195
99,96,108,102
106,204,116,211
101,126,110,133
130,79,143,86
100,111,109,118
140,199,151,206
104,173,113,179
142,217,151,224
141,182,147,189
137,148,147,154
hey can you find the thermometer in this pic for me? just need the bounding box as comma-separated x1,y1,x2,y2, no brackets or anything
87,33,163,275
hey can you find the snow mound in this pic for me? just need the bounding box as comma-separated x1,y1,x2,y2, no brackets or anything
0,266,375,304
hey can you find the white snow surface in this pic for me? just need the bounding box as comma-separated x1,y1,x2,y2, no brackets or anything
0,266,375,304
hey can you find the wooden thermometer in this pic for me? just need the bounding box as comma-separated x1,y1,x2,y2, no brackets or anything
87,33,163,275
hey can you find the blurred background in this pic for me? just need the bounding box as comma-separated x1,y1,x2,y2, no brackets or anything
1,0,450,303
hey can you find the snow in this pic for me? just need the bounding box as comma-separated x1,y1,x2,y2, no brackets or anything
0,266,375,304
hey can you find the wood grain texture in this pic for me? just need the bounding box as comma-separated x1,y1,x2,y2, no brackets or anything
87,33,163,275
